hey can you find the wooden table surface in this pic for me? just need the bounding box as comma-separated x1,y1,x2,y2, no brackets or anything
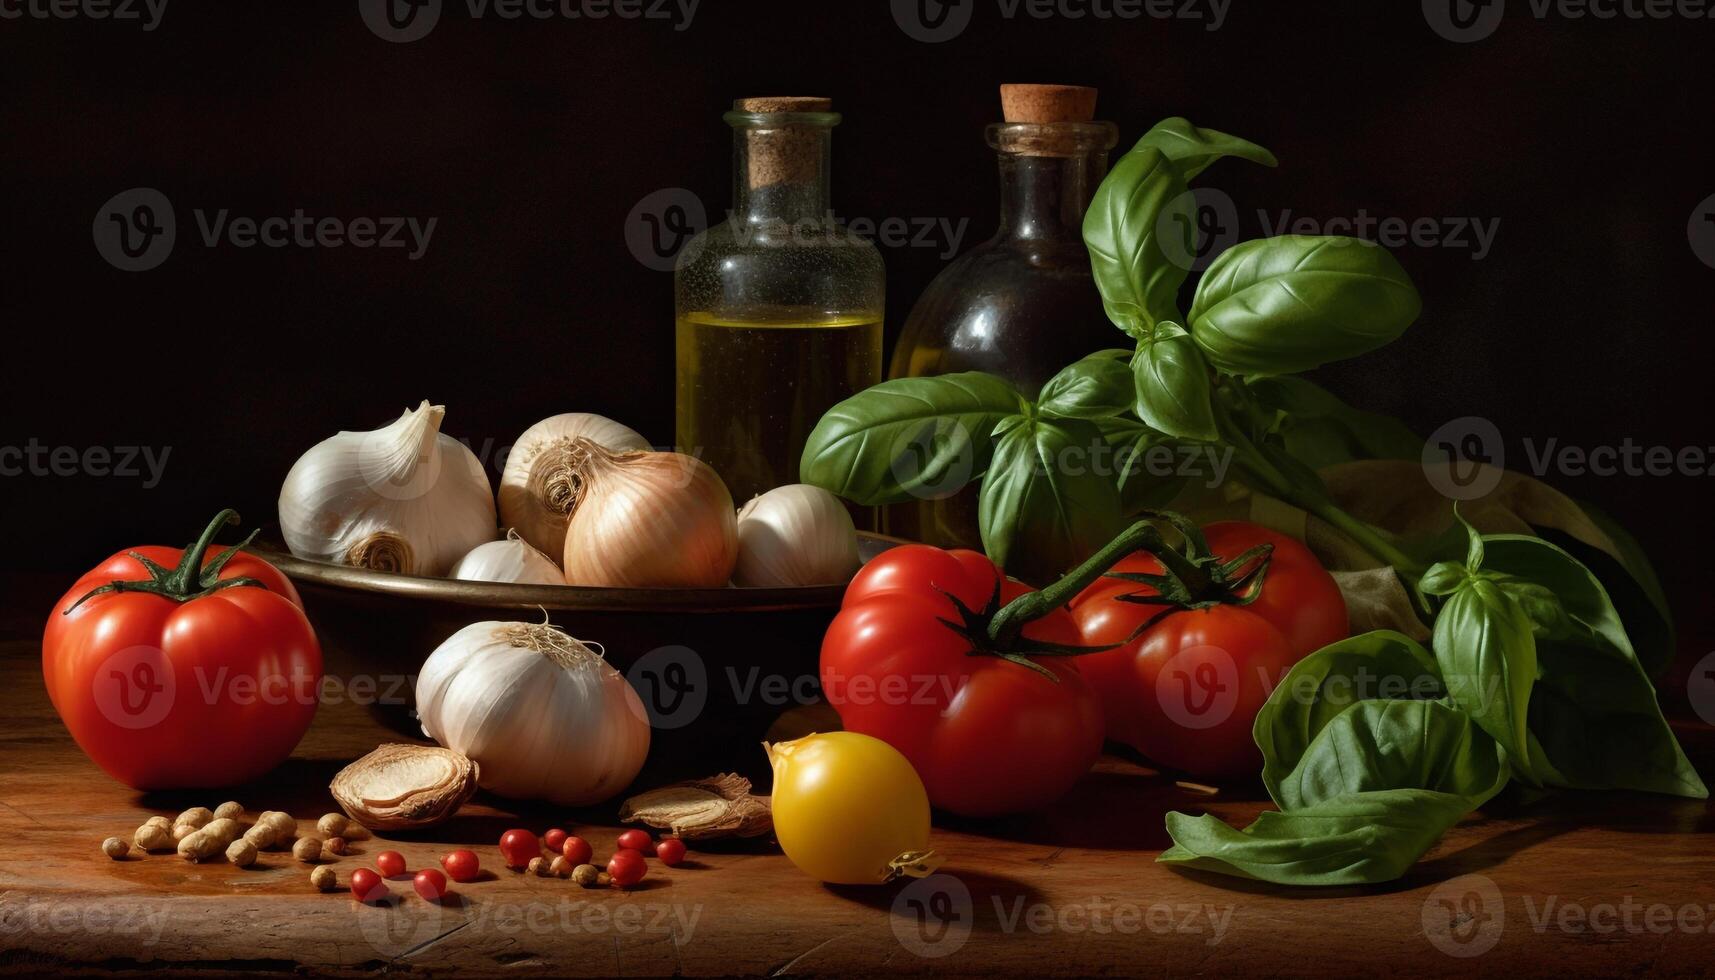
3,574,1713,978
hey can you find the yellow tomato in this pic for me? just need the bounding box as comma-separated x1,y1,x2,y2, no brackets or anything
767,732,933,884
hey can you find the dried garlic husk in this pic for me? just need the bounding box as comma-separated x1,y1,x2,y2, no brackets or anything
330,744,479,830
617,773,772,841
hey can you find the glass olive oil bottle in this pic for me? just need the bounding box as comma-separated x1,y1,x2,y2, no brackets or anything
886,84,1119,549
675,98,884,507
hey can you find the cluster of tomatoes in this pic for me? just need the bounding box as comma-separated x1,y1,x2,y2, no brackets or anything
821,520,1347,816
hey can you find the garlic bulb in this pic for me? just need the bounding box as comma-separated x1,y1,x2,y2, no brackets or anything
734,484,861,587
499,413,650,559
415,620,650,805
279,401,496,576
448,530,563,585
561,441,738,588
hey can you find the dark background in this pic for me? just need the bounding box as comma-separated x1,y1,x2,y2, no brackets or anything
2,2,1710,675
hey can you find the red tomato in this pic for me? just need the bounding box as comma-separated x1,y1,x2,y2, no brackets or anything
560,835,592,865
498,829,538,868
654,838,687,866
350,867,387,904
821,545,1104,817
440,849,480,882
607,848,647,887
41,511,322,790
1070,521,1346,781
616,829,653,854
413,868,448,901
375,851,407,878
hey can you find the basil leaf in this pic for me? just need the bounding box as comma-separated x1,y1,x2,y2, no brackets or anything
1091,415,1188,514
1189,235,1422,377
799,372,1025,506
1131,117,1278,181
1083,146,1193,336
1164,699,1506,886
978,416,1124,579
1481,535,1707,798
1255,630,1445,804
1037,350,1133,420
1245,375,1423,469
1131,327,1219,442
1430,579,1539,779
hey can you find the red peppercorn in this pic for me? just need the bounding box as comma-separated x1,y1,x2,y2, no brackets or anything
499,829,539,869
441,849,480,882
616,829,654,855
350,867,387,904
375,850,408,878
560,835,593,865
543,828,568,853
607,848,647,888
413,868,448,902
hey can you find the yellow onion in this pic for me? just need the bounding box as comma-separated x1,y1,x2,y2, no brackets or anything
561,440,738,588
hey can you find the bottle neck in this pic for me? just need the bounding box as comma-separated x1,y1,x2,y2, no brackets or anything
988,122,1118,243
730,124,834,225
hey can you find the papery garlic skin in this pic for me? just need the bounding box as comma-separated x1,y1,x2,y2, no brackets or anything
499,414,650,560
562,442,738,588
279,401,496,577
734,485,861,587
415,621,650,806
449,530,563,585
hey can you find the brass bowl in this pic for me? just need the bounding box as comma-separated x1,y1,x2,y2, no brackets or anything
245,534,902,777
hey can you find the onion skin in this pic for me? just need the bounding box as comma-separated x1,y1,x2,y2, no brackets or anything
562,448,738,588
499,414,650,560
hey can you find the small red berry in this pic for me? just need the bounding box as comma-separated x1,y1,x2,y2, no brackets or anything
499,829,539,869
375,850,408,878
350,867,387,903
655,838,687,866
616,829,654,855
608,848,647,888
543,828,568,853
413,868,448,901
441,849,480,882
560,835,593,865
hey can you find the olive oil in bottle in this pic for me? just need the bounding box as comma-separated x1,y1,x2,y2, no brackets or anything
675,309,882,505
674,98,885,507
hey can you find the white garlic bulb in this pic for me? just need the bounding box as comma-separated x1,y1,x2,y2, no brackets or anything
448,529,563,585
734,484,861,587
561,441,738,588
415,620,650,805
498,413,650,560
279,401,496,576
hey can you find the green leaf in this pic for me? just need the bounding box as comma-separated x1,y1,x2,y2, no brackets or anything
1189,235,1422,377
1083,146,1194,335
799,373,1025,506
1132,117,1279,181
1480,535,1707,798
1091,415,1188,515
1165,699,1505,886
1430,579,1538,781
1131,327,1219,442
1255,630,1445,804
978,416,1125,580
1037,350,1134,420
1245,376,1423,470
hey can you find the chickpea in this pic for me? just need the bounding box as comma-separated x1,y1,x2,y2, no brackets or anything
316,813,348,838
310,865,337,892
102,837,129,860
292,837,323,863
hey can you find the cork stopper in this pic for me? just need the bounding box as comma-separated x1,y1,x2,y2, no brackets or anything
732,97,835,189
1000,84,1097,124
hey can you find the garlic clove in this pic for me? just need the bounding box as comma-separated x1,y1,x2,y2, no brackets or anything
733,484,860,587
449,529,564,585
